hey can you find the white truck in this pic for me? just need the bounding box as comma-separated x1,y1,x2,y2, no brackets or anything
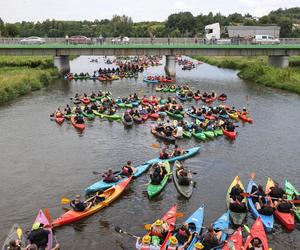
205,23,231,44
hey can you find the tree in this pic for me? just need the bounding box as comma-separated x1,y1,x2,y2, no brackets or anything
0,18,4,36
5,23,19,37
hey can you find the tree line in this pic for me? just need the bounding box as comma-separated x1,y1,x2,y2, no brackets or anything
0,7,299,38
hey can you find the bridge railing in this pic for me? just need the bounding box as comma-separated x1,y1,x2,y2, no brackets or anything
0,37,299,45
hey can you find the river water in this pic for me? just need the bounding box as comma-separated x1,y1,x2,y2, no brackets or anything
0,56,299,249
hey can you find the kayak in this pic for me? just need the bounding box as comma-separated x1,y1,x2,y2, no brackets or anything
143,78,158,84
266,177,295,231
33,210,53,250
227,111,239,120
145,204,177,250
166,110,184,120
238,111,253,124
213,211,230,243
168,206,204,250
156,87,163,92
163,87,170,92
204,130,215,139
172,160,194,198
192,131,206,141
71,117,85,131
204,96,217,103
81,97,90,105
52,177,132,228
226,176,247,226
214,128,223,137
64,113,73,120
169,86,176,92
151,128,176,143
147,161,171,198
218,96,227,101
73,98,81,105
117,102,126,108
176,92,187,101
149,113,159,120
247,178,274,232
285,180,300,222
186,111,205,121
146,147,200,165
243,217,268,250
85,164,150,194
187,95,193,101
133,115,143,124
100,113,121,121
122,114,134,127
222,227,242,250
81,107,95,120
54,113,64,125
2,224,26,250
193,95,201,101
183,130,192,139
222,128,237,140
204,114,216,120
219,114,229,120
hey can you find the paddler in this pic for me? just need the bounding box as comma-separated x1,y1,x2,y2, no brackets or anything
167,236,186,250
27,222,50,249
196,225,221,249
269,182,285,201
172,222,192,245
246,238,263,250
102,169,121,183
70,194,93,212
64,104,71,115
150,219,169,244
275,194,293,213
55,107,63,117
74,113,84,124
135,235,160,250
121,161,135,176
177,168,192,186
159,147,169,159
171,145,183,157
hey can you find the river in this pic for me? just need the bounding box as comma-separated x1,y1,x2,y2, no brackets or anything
0,56,299,249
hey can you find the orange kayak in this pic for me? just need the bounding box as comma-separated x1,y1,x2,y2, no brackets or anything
238,111,253,123
54,112,64,125
71,116,85,131
52,177,132,228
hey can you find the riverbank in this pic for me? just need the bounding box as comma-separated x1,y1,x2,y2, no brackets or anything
194,56,300,94
0,56,59,104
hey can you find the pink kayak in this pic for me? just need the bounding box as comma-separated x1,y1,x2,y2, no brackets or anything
33,210,53,250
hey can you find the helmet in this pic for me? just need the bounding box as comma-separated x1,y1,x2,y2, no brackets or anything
169,236,178,245
32,222,41,230
142,235,151,244
155,219,163,226
194,242,204,249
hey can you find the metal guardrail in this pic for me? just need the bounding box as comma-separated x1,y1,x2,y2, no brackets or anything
0,37,300,45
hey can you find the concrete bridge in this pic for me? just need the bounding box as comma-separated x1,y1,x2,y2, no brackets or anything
0,43,300,75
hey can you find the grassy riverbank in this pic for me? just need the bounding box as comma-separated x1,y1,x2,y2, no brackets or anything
195,56,300,94
0,56,58,104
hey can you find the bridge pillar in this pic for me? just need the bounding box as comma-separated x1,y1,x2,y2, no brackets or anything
54,55,70,74
268,55,289,68
165,55,176,77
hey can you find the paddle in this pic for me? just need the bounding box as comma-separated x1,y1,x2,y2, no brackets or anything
144,212,184,230
92,170,120,175
61,197,71,205
241,192,300,204
115,226,139,239
151,143,160,148
16,227,22,239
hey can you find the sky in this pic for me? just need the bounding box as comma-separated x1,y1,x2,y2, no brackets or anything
0,0,299,22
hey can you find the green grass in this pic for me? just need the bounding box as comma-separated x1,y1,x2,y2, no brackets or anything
195,56,300,94
0,56,58,104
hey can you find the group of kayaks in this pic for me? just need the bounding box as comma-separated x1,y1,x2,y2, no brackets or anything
143,75,173,84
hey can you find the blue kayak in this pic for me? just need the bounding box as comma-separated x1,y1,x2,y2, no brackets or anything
186,111,205,121
146,147,200,165
247,179,274,232
219,114,229,120
213,211,230,244
167,206,204,250
176,92,187,101
143,78,158,84
85,164,150,195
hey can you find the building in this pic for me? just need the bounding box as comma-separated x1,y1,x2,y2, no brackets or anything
226,26,280,38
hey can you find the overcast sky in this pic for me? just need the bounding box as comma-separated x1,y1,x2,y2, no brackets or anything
0,0,298,22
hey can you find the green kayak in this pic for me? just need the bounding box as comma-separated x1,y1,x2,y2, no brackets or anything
285,180,300,221
117,103,126,108
166,110,184,120
163,87,170,92
147,161,171,198
204,131,215,139
192,131,206,141
93,110,104,117
125,103,133,108
90,97,97,102
81,107,95,120
64,113,74,120
214,128,223,137
183,130,192,138
100,113,121,120
169,87,176,92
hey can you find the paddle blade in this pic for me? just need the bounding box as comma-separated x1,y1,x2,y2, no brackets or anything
61,197,71,205
243,224,250,233
151,143,160,148
250,172,256,180
16,227,22,239
176,212,184,218
44,208,52,224
115,226,123,233
291,200,300,204
144,224,152,231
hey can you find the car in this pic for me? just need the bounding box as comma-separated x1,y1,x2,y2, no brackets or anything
111,36,130,45
251,35,280,45
20,36,45,45
68,36,92,45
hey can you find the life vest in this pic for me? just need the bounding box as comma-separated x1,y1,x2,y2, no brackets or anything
151,227,163,238
166,246,178,250
178,228,189,238
103,174,111,182
140,244,150,250
122,166,130,176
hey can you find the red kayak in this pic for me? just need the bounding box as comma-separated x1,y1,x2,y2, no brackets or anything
54,112,64,125
204,114,216,120
222,227,242,250
238,111,253,124
243,217,268,250
146,204,177,250
193,95,201,101
81,98,90,105
149,113,159,120
218,96,227,101
204,96,217,103
71,117,85,131
266,177,295,231
222,128,237,140
140,114,148,121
